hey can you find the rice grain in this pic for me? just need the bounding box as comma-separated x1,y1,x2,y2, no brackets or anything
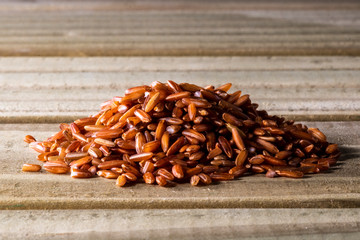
24,81,340,187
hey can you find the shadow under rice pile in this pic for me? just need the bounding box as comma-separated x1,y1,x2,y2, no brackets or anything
23,81,341,187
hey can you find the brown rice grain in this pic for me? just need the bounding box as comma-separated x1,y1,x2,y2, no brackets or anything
43,161,69,174
24,81,339,188
157,168,175,181
71,168,92,178
116,175,127,187
97,170,120,179
145,92,161,112
161,131,170,153
22,163,41,172
24,135,36,144
235,149,248,167
98,160,126,170
190,175,200,186
172,164,184,179
129,152,154,162
156,175,167,186
143,172,155,184
166,136,186,156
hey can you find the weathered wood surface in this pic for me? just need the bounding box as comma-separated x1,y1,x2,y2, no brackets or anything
1,0,359,12
0,0,359,238
0,122,358,210
1,209,359,240
0,57,359,122
0,0,359,56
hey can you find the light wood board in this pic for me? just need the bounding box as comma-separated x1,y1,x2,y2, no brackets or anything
0,0,359,56
0,122,358,210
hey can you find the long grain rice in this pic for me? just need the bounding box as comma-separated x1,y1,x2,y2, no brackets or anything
24,81,340,187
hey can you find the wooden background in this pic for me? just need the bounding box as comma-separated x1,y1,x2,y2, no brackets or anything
0,0,359,239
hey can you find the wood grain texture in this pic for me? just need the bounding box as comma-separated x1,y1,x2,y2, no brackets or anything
0,122,359,209
0,0,359,237
0,1,358,56
1,56,359,72
0,0,359,12
0,57,358,122
1,209,359,240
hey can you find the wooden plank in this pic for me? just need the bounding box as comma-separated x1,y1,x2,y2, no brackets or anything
1,70,358,87
0,10,357,26
0,2,358,56
0,0,359,12
0,26,357,36
0,16,324,28
2,84,359,100
1,43,359,56
0,13,357,35
0,57,359,72
0,10,357,23
241,10,360,28
0,96,359,122
0,0,358,12
0,122,359,209
0,13,355,29
0,209,359,239
0,57,358,121
1,34,359,44
0,32,358,57
0,11,355,24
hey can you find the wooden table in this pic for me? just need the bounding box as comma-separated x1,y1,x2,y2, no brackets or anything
0,0,359,239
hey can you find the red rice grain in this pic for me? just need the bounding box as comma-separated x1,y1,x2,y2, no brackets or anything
22,163,41,172
24,81,340,187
